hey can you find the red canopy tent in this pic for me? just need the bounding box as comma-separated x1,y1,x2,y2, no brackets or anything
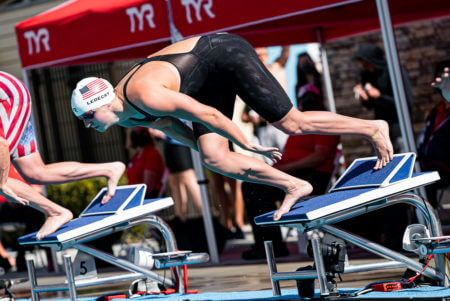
14,0,450,265
16,0,450,70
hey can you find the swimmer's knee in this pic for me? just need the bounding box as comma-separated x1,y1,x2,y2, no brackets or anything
200,148,228,170
201,153,224,170
274,110,312,135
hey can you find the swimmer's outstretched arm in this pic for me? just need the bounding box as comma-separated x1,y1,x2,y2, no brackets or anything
150,117,198,151
138,86,282,163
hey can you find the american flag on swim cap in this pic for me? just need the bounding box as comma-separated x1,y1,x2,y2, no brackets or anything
80,78,108,100
0,71,32,156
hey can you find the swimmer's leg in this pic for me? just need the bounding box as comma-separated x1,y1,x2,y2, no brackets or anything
272,108,393,170
198,133,312,221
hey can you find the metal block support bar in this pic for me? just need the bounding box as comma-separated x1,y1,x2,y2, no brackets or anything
26,259,39,301
63,255,77,301
264,241,281,296
310,231,330,296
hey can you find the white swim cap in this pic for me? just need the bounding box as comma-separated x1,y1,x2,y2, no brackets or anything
71,77,115,117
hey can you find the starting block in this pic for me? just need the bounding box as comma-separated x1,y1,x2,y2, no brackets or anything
255,153,449,298
18,184,209,301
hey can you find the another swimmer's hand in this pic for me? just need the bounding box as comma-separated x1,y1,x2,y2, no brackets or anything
249,142,282,164
0,183,30,206
371,120,394,170
431,67,450,102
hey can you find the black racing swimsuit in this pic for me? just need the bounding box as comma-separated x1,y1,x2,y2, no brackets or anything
122,33,293,138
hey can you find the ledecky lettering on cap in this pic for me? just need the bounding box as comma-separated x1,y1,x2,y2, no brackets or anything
71,77,115,117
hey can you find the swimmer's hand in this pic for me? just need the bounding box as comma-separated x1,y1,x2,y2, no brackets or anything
101,162,126,204
432,67,450,102
249,142,282,163
371,120,394,170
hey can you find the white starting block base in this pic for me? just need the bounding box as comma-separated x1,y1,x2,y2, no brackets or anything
19,184,209,301
255,153,450,298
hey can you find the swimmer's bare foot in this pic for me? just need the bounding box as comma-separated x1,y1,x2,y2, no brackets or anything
36,208,73,240
273,179,313,221
102,161,126,204
371,120,394,170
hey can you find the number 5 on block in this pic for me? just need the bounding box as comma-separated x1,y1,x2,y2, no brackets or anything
73,251,97,280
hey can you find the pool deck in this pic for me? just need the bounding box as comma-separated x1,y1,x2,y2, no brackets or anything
4,228,418,300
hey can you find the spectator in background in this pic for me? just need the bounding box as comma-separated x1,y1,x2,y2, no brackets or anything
417,63,450,209
209,148,246,239
147,125,204,222
241,57,340,259
126,127,165,198
161,137,203,222
353,43,413,152
296,53,323,103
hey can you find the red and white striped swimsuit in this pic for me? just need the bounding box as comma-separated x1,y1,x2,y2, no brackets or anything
0,71,36,159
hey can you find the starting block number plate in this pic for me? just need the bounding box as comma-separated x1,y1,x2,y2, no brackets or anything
73,251,97,280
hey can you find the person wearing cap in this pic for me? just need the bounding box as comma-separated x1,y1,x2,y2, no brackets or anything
352,43,415,250
71,33,393,221
0,71,125,240
353,42,413,152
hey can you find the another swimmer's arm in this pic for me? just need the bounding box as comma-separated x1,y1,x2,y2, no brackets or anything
0,137,9,188
0,137,28,205
151,117,198,151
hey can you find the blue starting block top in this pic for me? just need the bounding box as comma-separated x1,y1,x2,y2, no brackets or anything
19,184,173,246
255,153,439,226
